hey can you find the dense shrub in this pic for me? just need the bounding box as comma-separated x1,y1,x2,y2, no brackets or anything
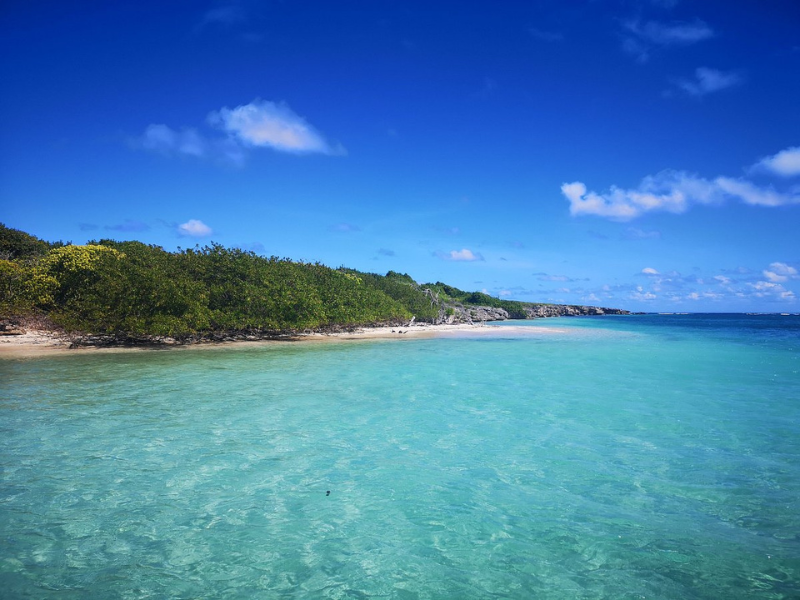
0,227,544,336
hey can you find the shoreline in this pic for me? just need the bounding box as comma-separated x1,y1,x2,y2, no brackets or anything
0,322,564,358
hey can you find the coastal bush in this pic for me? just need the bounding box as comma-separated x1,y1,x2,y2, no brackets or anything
38,244,126,331
422,281,533,319
0,259,31,314
356,271,439,322
0,223,49,261
309,266,388,325
0,226,558,338
94,241,211,335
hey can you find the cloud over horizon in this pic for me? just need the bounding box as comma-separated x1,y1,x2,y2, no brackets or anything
763,262,799,283
563,145,800,220
618,261,798,305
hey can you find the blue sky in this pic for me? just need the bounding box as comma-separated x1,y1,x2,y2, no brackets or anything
1,0,799,312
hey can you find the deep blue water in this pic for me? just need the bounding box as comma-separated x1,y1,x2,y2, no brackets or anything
1,314,798,598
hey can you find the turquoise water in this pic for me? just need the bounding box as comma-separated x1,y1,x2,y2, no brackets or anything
1,315,799,599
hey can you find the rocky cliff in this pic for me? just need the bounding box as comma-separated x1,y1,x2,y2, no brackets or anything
443,304,510,324
523,304,629,318
440,302,628,323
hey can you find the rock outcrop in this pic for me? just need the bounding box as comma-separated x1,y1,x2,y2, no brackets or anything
429,301,630,325
444,304,510,324
524,305,630,318
0,320,25,335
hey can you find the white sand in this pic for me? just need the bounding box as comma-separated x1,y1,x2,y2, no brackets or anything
0,322,561,358
0,330,72,357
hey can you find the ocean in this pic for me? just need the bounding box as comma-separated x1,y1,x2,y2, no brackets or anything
1,314,798,598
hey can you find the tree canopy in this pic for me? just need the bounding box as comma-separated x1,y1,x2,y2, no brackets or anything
1,226,439,336
0,224,593,339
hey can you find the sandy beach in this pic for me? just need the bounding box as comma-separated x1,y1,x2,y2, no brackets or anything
0,330,73,357
0,322,560,358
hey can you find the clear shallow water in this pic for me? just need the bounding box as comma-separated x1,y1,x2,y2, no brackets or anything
1,315,798,599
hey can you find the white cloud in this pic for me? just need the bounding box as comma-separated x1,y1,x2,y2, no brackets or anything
208,99,343,155
580,259,798,308
444,249,484,262
562,182,643,219
671,261,796,304
763,262,799,283
763,271,787,283
715,177,798,207
747,280,793,299
630,286,657,301
753,146,800,177
674,67,744,97
563,151,800,220
563,170,721,220
178,219,213,237
137,99,343,165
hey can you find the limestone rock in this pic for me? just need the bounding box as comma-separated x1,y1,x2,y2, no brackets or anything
524,304,629,318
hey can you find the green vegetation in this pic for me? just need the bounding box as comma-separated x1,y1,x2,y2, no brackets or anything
421,282,544,319
1,223,611,340
0,224,446,337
